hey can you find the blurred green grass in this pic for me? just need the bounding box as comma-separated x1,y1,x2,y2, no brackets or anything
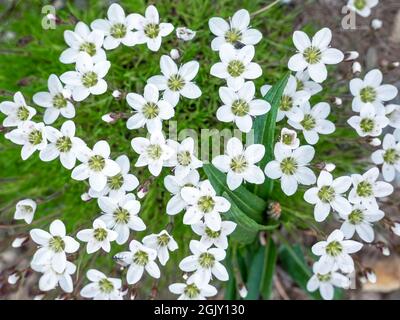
0,0,368,298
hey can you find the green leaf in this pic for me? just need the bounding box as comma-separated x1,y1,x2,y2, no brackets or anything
253,72,290,198
278,243,320,300
245,245,265,300
204,164,267,223
224,193,279,245
224,247,237,300
260,237,277,299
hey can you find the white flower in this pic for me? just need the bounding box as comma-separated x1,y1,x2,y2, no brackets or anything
176,27,196,41
126,83,174,133
304,171,352,222
114,240,160,284
30,219,80,273
191,220,236,250
212,137,265,190
33,75,75,124
265,144,316,196
164,170,200,215
278,128,300,149
5,121,47,160
0,91,36,127
210,44,262,91
166,137,203,179
88,155,139,199
307,263,350,300
98,193,145,245
347,103,389,137
71,140,120,192
143,230,178,266
288,28,344,83
77,218,117,253
131,131,174,176
288,102,335,145
349,167,393,208
261,75,310,122
180,180,231,231
14,199,36,224
339,204,384,243
217,81,271,132
312,229,363,274
91,3,137,50
208,9,262,51
347,0,379,17
39,121,86,170
31,260,76,293
148,55,201,107
385,104,400,128
130,5,174,51
80,269,123,300
295,70,323,96
60,52,110,102
169,281,217,300
371,134,400,182
350,69,398,113
60,21,106,64
179,240,228,285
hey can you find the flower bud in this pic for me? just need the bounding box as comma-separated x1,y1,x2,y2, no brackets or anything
391,222,400,236
238,284,248,298
382,246,390,256
324,163,336,172
12,236,28,248
101,113,115,123
332,97,343,106
267,201,281,220
352,62,362,74
112,90,121,99
369,138,381,147
371,19,383,30
365,269,377,284
7,272,20,285
344,51,359,62
170,49,180,60
80,192,91,202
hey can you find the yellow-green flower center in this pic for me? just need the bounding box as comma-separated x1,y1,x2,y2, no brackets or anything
296,79,305,91
230,154,248,173
224,28,242,44
146,144,163,160
348,209,364,225
198,252,215,268
184,283,200,298
326,240,343,257
303,46,322,64
360,118,375,134
280,95,293,112
231,99,249,116
88,155,105,172
177,151,192,166
52,93,67,109
79,41,97,56
28,129,43,145
82,71,98,88
280,157,297,175
356,181,373,197
383,148,399,165
133,250,149,266
205,227,221,239
49,236,65,253
142,102,160,119
167,74,185,91
114,207,130,224
17,106,30,120
197,195,215,213
360,86,377,103
98,278,114,294
317,273,332,282
227,60,245,77
282,133,295,146
354,0,367,10
110,23,127,38
144,23,160,39
107,173,124,190
157,233,170,247
93,227,108,241
318,186,335,203
56,136,72,153
300,114,316,130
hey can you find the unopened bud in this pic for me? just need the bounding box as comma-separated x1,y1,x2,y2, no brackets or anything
382,246,390,256
267,201,281,220
7,273,20,285
238,284,248,298
369,138,381,147
46,13,56,21
112,90,121,99
390,61,400,69
352,62,362,74
371,19,383,30
182,273,189,280
137,187,148,199
332,97,343,106
80,192,91,202
34,294,45,300
344,51,359,62
324,163,336,172
259,231,267,246
365,269,377,284
101,113,115,123
12,236,28,248
170,49,180,60
391,222,400,236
